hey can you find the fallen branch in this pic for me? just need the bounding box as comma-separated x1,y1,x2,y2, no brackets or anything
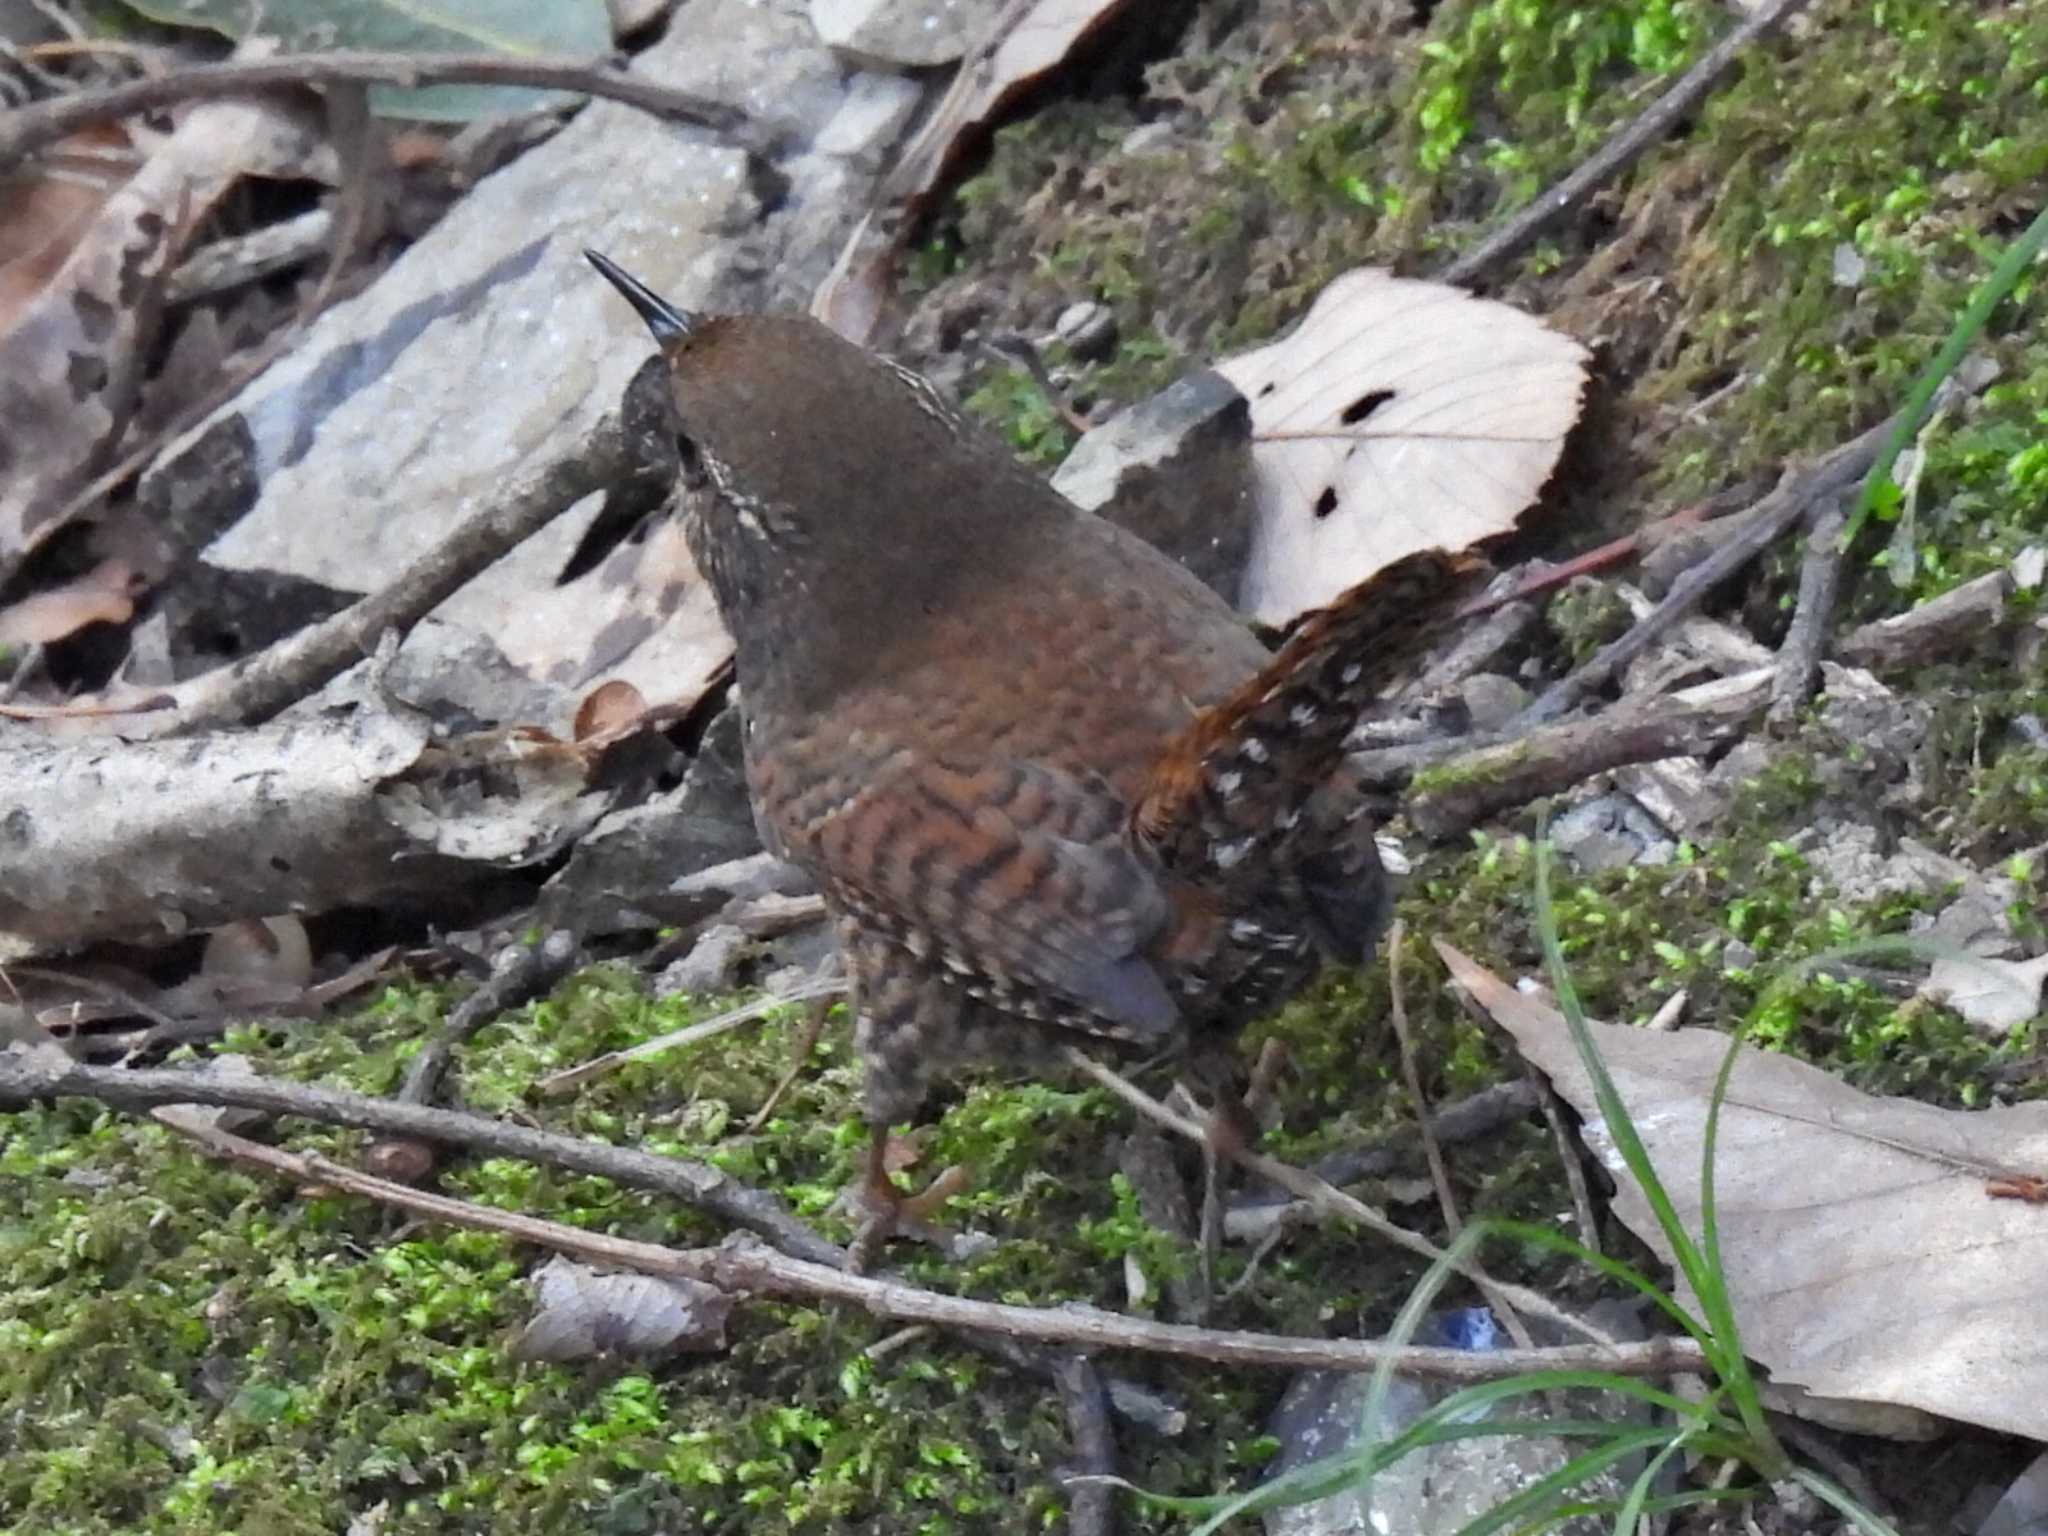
1518,417,1895,727
161,1111,1708,1381
1052,1355,1118,1536
1409,667,1770,840
1838,569,2013,671
155,383,667,731
1439,0,1813,288
0,51,770,175
0,1052,844,1268
1769,505,1848,720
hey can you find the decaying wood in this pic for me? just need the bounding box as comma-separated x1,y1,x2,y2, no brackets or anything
0,51,767,176
1051,1356,1118,1536
1410,668,1771,840
0,703,630,959
1839,569,2013,670
1771,505,1849,720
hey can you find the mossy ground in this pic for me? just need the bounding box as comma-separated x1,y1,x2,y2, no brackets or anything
7,0,2048,1530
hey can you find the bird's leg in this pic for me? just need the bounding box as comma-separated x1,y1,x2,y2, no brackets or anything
847,1123,972,1270
1182,1047,1271,1310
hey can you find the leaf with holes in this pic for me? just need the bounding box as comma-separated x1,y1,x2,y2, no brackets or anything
1216,269,1589,625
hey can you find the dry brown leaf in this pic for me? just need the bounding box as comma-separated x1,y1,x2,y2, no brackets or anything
1440,940,2048,1442
1215,269,1589,625
0,123,141,327
813,0,1136,339
512,1256,732,1363
573,679,649,742
0,558,145,647
0,91,330,583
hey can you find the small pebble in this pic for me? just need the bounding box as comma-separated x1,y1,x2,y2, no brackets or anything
1053,301,1117,362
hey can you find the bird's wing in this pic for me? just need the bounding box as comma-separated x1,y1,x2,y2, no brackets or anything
795,755,1180,1044
1135,548,1484,891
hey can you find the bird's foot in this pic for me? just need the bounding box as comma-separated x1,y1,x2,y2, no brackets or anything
845,1133,972,1271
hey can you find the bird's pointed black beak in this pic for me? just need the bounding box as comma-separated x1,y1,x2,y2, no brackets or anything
585,249,695,342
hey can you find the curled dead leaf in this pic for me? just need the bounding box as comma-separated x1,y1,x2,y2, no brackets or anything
0,558,145,647
573,678,649,742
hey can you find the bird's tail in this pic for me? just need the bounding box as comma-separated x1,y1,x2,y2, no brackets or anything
1133,548,1486,896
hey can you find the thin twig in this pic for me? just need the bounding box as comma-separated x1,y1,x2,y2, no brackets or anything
397,930,580,1107
0,1052,845,1268
537,975,846,1098
1062,1047,1614,1348
161,1113,1708,1379
1768,505,1847,722
744,990,836,1133
1052,1355,1119,1536
1517,415,1896,728
1530,1061,1604,1259
1409,670,1770,840
1439,0,1812,287
0,50,770,174
1387,924,1457,1237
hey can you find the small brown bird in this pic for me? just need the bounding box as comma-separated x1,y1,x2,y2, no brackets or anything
588,251,1475,1248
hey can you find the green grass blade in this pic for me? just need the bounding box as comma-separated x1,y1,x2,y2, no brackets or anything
1790,1468,1909,1536
1842,198,2048,547
1694,1030,1780,1462
1477,1216,1714,1348
1532,841,1728,1370
1447,1425,1679,1536
1612,1433,1695,1535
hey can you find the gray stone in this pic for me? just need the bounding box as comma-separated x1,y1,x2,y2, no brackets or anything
536,705,761,934
1052,300,1117,361
810,0,999,67
656,924,749,996
1263,1363,1630,1536
1454,672,1528,733
1052,369,1257,599
144,0,926,729
1550,793,1676,872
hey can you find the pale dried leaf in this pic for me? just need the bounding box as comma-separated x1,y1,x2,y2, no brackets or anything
1923,950,2048,1034
512,1256,732,1362
1216,269,1588,624
0,559,144,646
200,916,315,993
0,124,140,328
1441,941,2048,1441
